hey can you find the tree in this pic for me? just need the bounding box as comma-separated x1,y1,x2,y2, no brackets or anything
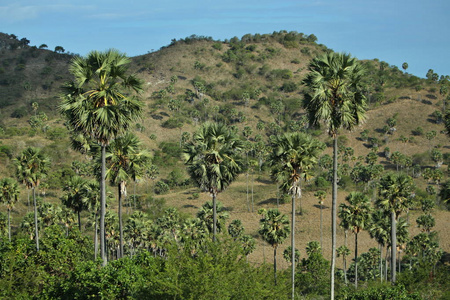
402,62,408,73
61,176,90,231
267,132,324,299
258,208,290,285
54,46,65,53
183,122,243,241
60,49,143,266
336,245,351,284
302,52,367,299
368,210,390,281
376,173,413,283
14,147,50,251
339,192,372,288
0,178,20,241
104,133,151,258
314,190,327,250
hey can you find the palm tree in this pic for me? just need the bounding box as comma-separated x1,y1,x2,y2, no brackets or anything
183,122,243,241
268,132,324,299
61,176,90,231
104,132,151,258
228,219,244,240
14,147,50,251
60,49,143,266
197,201,229,235
258,208,290,285
339,192,372,288
368,210,390,281
336,245,351,284
0,178,20,241
302,52,367,299
314,190,327,250
376,172,413,283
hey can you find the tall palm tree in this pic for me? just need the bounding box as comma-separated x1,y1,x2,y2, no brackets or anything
60,49,143,266
61,175,90,231
14,147,50,251
0,178,20,241
258,208,290,285
268,132,324,299
376,172,413,283
336,245,351,284
339,192,372,288
104,132,151,258
368,210,390,281
302,52,367,299
183,122,243,241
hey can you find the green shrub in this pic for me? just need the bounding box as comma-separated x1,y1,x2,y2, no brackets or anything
11,106,28,118
154,180,170,194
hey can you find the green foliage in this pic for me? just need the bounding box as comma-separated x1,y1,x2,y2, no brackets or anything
337,284,421,300
161,117,183,129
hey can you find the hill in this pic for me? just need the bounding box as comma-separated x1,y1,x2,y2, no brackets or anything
0,30,449,270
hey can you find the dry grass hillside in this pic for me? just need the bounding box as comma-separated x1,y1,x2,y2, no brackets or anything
0,31,449,269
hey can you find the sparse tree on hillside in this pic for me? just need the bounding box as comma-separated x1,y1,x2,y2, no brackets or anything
302,52,367,299
60,49,143,266
402,62,408,73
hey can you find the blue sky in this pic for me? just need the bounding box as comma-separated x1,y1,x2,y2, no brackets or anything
1,0,449,78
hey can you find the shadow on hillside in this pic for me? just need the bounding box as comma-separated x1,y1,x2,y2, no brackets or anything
313,204,329,210
223,206,234,212
182,204,197,209
255,178,272,184
257,198,278,206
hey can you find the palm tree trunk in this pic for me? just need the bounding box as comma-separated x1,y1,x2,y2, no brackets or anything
78,211,82,232
391,212,397,283
343,255,348,284
274,246,277,286
379,244,383,282
291,194,296,300
118,183,124,259
246,172,250,212
251,171,254,213
8,208,11,242
331,136,338,299
355,232,358,288
385,247,389,281
212,192,217,242
94,214,98,260
33,187,39,251
320,203,323,252
100,145,107,266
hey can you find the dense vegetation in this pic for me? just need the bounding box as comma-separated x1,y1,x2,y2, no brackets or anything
0,31,449,299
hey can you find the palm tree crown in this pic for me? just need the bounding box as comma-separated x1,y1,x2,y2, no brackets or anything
302,52,367,138
60,49,143,146
183,122,243,196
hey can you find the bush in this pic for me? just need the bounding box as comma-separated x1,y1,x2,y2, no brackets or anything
11,106,28,118
154,180,170,194
161,117,183,129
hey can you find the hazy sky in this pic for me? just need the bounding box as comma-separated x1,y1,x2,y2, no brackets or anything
1,0,448,78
